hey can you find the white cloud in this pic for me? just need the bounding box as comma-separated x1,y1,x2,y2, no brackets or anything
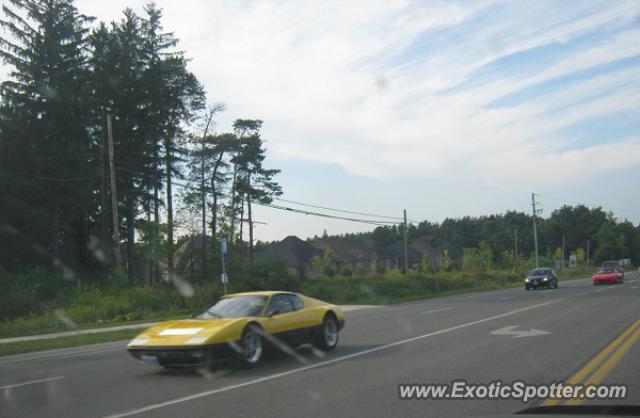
14,0,640,190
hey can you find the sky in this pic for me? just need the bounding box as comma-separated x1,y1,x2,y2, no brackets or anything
4,0,640,242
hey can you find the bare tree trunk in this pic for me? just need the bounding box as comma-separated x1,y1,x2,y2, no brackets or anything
153,185,160,283
248,195,254,262
199,111,214,277
201,161,207,280
210,152,224,263
50,195,60,271
239,195,244,242
211,177,218,239
229,165,238,243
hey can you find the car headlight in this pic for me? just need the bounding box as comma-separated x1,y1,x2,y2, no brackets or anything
129,337,150,346
186,336,208,345
543,277,548,281
525,278,530,283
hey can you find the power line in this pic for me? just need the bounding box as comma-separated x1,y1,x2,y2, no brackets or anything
276,198,413,222
253,202,396,227
114,166,398,227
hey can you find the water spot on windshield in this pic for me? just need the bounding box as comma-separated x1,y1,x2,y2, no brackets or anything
54,309,78,329
170,274,194,298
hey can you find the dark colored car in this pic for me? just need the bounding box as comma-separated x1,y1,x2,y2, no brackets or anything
525,267,558,290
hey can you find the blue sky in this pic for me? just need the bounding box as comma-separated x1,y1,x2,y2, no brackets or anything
5,0,640,241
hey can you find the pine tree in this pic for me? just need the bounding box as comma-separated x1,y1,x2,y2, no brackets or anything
0,0,94,272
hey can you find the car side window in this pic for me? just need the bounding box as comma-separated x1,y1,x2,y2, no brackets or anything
288,295,304,310
267,294,294,316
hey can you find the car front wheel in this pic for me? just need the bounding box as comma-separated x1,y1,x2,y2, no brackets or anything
315,314,339,351
238,325,264,368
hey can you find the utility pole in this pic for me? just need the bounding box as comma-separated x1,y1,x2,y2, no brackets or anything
586,239,590,267
403,209,409,274
100,112,108,276
107,115,121,268
561,234,565,269
531,193,540,268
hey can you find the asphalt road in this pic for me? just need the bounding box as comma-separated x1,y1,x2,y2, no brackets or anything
2,273,639,418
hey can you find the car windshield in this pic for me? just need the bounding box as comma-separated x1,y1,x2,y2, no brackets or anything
197,296,267,319
530,269,550,276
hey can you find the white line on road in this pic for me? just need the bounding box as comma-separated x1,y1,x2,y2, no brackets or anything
0,376,66,390
0,345,124,368
104,299,562,418
497,297,513,301
421,307,452,314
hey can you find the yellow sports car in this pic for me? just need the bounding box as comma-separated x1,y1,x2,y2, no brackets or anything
127,291,345,368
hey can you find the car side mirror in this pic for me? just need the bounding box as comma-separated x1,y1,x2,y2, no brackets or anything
268,309,280,318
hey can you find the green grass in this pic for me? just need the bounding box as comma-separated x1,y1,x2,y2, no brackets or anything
0,329,141,357
0,267,597,357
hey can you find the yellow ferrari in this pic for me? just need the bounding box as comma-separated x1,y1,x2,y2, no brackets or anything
127,291,345,368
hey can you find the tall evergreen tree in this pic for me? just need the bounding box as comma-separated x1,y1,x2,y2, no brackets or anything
0,0,94,273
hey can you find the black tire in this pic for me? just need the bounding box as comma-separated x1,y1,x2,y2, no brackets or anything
237,325,264,368
554,280,559,289
314,313,339,351
525,285,530,290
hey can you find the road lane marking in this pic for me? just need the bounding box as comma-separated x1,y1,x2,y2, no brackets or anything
104,300,561,418
567,325,640,405
0,376,66,390
0,346,124,368
544,318,640,406
490,325,550,338
497,297,513,301
421,307,452,314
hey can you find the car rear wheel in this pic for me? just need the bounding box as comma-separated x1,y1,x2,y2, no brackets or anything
315,314,339,351
237,325,263,368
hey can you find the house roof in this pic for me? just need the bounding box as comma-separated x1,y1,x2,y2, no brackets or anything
256,235,322,266
309,239,375,262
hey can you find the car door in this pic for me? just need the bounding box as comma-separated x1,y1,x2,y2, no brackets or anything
263,294,299,345
286,294,317,343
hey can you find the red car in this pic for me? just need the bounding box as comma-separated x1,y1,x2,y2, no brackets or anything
592,267,624,285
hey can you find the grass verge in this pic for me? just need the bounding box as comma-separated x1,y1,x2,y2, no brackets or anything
0,274,594,357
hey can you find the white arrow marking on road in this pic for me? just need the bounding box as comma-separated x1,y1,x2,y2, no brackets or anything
490,325,551,338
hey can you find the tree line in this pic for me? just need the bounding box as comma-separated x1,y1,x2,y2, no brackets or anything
326,205,639,266
0,0,281,283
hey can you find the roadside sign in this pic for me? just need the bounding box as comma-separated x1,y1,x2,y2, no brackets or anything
221,236,228,261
